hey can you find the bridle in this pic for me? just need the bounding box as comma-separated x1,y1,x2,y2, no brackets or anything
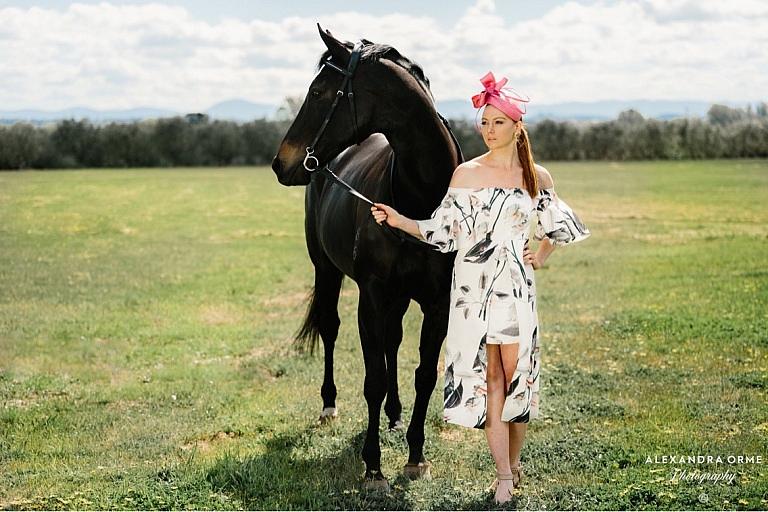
298,41,465,249
302,42,364,175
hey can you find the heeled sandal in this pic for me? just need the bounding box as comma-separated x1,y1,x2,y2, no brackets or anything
492,471,516,504
510,463,524,488
487,464,524,494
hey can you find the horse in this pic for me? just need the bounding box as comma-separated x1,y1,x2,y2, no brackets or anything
271,25,463,489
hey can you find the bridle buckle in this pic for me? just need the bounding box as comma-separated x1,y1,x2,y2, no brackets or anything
303,147,320,172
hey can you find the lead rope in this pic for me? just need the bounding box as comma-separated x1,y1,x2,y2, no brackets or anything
315,113,462,250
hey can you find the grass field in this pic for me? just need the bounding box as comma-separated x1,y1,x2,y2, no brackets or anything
1,160,766,510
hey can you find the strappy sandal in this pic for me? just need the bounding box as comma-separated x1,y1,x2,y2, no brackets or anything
488,463,524,491
510,463,524,488
492,471,516,505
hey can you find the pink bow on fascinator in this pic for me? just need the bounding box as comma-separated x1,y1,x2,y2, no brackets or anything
471,71,529,121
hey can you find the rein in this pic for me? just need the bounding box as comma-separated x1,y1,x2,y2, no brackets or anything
302,41,464,250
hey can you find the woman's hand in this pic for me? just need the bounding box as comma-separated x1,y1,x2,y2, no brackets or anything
371,202,402,228
523,240,542,269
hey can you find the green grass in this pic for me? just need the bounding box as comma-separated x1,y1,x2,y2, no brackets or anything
0,161,766,510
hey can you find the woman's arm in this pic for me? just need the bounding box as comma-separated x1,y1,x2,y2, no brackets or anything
522,238,555,269
370,163,475,240
533,238,556,268
376,202,558,266
529,164,558,268
370,203,425,240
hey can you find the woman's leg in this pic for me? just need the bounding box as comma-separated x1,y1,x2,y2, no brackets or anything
500,343,527,471
508,422,527,468
499,342,519,395
485,344,514,502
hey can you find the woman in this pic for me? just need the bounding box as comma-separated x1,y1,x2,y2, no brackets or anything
370,71,591,504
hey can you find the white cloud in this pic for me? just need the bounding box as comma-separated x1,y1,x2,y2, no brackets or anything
0,0,765,111
637,0,768,22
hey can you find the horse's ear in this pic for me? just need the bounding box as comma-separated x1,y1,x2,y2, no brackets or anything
317,23,350,66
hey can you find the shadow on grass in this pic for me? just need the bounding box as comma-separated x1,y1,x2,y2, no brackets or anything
205,424,496,510
206,427,393,510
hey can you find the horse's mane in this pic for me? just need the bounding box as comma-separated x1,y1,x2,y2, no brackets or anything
316,39,434,102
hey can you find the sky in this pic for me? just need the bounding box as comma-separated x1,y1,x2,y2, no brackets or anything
0,0,766,111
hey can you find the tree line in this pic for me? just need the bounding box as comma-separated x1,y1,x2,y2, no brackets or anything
0,103,766,170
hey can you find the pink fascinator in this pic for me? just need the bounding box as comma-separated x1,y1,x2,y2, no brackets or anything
471,71,529,121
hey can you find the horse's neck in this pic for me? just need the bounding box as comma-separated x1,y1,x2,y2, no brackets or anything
386,110,459,219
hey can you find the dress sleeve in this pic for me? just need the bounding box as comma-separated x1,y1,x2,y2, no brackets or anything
534,187,591,245
414,190,462,253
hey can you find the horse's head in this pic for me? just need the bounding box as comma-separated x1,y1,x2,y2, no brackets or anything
272,25,433,186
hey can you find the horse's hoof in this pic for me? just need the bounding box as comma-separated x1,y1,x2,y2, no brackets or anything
404,461,432,480
363,473,390,492
318,406,338,424
388,418,405,431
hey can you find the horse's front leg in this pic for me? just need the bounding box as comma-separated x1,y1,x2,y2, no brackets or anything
357,280,393,490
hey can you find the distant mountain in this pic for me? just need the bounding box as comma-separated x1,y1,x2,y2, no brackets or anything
525,100,719,122
204,99,276,121
435,99,746,122
0,99,278,125
0,107,179,124
0,98,753,125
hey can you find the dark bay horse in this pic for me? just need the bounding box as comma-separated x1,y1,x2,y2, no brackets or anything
271,25,462,488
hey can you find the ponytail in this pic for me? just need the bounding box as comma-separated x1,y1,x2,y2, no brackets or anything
516,123,539,199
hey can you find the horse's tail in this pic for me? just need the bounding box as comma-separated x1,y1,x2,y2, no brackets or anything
293,267,343,355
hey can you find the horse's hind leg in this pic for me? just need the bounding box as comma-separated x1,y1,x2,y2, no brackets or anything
296,253,343,422
404,301,449,480
384,296,410,430
315,265,343,422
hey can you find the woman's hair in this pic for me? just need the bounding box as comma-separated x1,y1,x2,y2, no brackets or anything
517,122,540,199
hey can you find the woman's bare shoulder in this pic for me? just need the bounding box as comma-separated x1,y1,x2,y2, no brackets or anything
534,163,555,188
449,159,488,188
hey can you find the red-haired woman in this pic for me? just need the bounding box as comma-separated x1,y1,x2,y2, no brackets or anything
371,72,590,504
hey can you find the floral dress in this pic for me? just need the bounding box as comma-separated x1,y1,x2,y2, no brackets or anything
415,185,590,429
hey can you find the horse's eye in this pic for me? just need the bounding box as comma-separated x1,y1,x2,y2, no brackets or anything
311,90,320,99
